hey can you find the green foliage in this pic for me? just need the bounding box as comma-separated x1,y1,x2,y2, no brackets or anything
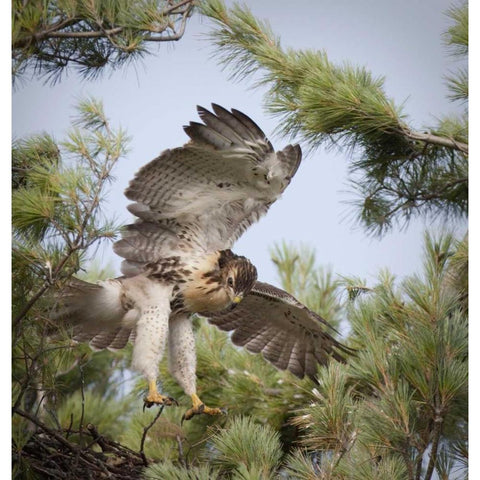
53,390,134,440
145,461,219,480
444,2,468,56
200,0,405,147
445,234,468,310
143,417,284,479
12,98,132,476
200,0,468,235
288,232,467,480
445,68,468,103
290,363,356,453
209,416,283,478
283,450,322,480
12,98,126,323
155,318,319,459
337,451,409,480
120,407,188,463
270,242,343,330
443,2,468,106
12,0,195,84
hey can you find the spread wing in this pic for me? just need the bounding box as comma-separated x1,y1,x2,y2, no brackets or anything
205,281,352,380
114,104,302,276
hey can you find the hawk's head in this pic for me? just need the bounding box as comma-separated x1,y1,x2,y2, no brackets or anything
181,250,257,314
218,250,257,307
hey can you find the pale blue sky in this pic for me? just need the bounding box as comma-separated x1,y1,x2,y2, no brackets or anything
12,0,467,288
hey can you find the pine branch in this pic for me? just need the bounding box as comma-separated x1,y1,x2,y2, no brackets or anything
13,98,125,333
443,2,468,57
404,129,468,155
424,415,444,480
14,0,195,45
13,242,81,331
284,233,467,478
200,0,468,235
13,0,196,83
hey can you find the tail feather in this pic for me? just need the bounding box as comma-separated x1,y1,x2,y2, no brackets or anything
89,327,134,351
53,278,135,350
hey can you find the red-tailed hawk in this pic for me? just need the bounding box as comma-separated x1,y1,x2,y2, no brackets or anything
56,105,350,420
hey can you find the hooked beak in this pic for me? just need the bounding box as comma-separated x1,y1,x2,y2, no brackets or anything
233,295,243,304
228,295,243,311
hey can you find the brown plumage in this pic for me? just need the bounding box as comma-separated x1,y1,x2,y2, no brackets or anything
55,249,258,350
207,281,353,380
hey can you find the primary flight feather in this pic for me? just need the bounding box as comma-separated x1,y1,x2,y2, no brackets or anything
55,104,350,419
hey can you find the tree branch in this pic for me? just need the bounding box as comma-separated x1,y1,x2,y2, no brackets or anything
424,415,443,480
405,129,468,155
162,0,195,15
13,407,80,452
140,406,165,466
144,2,194,42
46,27,124,39
14,0,195,45
12,243,80,332
13,407,145,478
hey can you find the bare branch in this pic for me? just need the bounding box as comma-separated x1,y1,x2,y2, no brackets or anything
13,408,145,478
177,434,187,468
45,27,124,39
144,2,194,42
424,415,444,480
140,406,165,466
405,129,468,155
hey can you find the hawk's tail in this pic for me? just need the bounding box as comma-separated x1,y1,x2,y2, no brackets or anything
52,278,135,350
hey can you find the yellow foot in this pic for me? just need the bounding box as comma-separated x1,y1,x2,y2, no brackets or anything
182,393,226,422
143,380,178,410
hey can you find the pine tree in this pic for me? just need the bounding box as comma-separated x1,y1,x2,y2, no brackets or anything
199,0,468,235
12,0,195,84
287,233,467,480
12,99,140,478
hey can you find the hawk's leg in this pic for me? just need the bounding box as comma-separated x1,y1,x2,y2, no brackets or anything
168,315,225,421
126,279,177,409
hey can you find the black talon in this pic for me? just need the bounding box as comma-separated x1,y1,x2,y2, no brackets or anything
143,399,155,411
142,395,178,412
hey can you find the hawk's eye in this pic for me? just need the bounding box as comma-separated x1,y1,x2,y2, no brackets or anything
227,277,234,287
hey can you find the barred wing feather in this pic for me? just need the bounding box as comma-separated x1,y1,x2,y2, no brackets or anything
206,281,352,380
114,105,301,276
